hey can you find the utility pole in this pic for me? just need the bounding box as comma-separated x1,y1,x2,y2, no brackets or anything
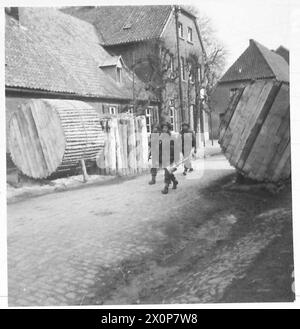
198,63,205,147
174,5,184,124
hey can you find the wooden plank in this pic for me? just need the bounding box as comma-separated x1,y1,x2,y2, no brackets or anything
141,116,149,171
117,120,126,175
236,81,281,170
228,81,275,166
80,159,89,182
16,107,41,178
221,82,259,150
269,140,290,181
135,117,143,173
121,119,128,175
30,100,62,175
35,101,63,173
8,114,33,177
115,118,123,175
244,84,290,179
219,87,245,143
23,104,49,178
128,117,137,174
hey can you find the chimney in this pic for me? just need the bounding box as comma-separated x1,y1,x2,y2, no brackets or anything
5,7,19,21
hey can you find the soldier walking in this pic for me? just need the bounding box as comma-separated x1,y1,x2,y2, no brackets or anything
180,122,196,175
148,122,178,194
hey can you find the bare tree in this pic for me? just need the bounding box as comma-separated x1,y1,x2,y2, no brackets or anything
186,6,227,104
126,37,203,129
198,15,227,106
129,39,181,123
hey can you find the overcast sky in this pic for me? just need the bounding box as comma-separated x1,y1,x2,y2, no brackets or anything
191,0,291,69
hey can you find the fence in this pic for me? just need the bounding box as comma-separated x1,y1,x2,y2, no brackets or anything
96,115,150,176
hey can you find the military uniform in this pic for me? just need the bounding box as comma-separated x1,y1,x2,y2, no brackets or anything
180,123,196,175
148,122,178,194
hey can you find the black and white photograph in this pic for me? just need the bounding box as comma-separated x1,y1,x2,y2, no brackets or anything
1,0,299,308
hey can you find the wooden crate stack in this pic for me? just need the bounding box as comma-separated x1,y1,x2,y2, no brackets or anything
219,80,290,183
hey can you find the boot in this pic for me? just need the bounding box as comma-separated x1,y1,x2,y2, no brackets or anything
172,179,178,189
161,184,169,194
148,176,156,185
183,165,188,176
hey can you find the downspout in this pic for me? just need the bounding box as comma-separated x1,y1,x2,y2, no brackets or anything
174,5,184,124
132,52,135,112
199,63,205,147
196,20,208,147
198,48,206,147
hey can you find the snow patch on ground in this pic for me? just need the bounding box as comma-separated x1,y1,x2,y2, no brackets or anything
7,175,115,203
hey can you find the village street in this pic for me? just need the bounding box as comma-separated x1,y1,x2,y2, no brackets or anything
7,153,294,306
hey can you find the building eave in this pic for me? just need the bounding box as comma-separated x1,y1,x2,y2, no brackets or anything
5,86,155,103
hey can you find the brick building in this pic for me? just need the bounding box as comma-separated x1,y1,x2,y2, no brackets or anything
63,5,209,136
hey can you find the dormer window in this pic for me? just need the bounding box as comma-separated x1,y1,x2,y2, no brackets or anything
99,56,124,83
116,67,122,83
123,23,132,30
109,106,117,115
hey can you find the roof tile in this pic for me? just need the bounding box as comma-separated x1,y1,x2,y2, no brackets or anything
220,39,289,84
62,6,173,46
5,7,153,101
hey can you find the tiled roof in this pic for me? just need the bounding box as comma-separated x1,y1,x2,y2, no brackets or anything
62,6,173,46
219,39,289,84
5,7,153,101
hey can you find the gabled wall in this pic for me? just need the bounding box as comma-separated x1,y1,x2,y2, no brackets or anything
161,9,204,130
104,9,207,135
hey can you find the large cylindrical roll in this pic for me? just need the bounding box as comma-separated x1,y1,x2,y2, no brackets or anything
8,99,104,178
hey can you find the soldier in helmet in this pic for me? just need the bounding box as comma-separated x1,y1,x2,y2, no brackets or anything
148,122,161,184
148,122,178,194
180,122,196,175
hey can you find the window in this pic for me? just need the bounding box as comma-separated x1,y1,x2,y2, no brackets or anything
127,106,134,114
109,106,117,115
123,23,132,30
180,56,186,81
170,54,175,73
178,22,183,39
197,67,202,83
188,63,194,83
200,87,206,100
189,70,195,83
189,105,194,131
187,27,193,42
229,88,239,98
116,67,122,83
145,108,152,133
169,107,176,131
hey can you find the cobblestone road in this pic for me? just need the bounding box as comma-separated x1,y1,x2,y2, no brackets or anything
8,155,233,306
